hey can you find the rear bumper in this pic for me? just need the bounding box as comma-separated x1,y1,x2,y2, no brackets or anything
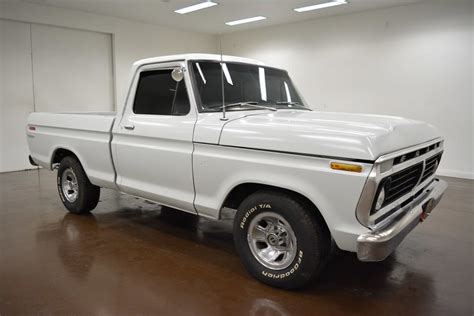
357,178,447,262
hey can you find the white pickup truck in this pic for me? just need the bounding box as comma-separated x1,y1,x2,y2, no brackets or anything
26,54,447,289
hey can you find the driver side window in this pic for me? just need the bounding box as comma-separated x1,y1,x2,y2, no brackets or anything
133,69,190,116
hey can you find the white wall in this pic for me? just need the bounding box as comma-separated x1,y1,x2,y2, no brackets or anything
0,1,216,112
0,20,34,172
221,1,473,179
31,24,114,112
1,1,472,178
1,20,115,172
0,1,216,172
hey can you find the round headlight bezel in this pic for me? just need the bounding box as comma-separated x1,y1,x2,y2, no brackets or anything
375,186,385,211
371,179,391,215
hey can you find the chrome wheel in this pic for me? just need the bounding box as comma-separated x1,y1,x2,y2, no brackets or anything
61,168,79,203
247,212,297,270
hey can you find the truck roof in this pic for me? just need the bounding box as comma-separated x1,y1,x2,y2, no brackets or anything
132,53,266,68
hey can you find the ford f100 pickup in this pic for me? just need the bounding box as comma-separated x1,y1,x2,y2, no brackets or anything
26,54,447,289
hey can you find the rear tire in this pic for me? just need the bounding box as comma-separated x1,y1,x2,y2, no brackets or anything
57,156,100,214
233,190,329,289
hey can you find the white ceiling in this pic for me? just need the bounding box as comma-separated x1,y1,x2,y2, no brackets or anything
17,0,426,34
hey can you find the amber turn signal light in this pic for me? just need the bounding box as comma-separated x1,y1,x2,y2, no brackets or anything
330,162,362,173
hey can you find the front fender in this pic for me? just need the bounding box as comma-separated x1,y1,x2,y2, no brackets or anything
192,143,372,251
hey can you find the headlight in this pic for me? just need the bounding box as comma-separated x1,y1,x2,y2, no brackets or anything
374,187,385,211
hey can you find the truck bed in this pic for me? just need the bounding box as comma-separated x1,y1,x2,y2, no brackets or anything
27,112,117,188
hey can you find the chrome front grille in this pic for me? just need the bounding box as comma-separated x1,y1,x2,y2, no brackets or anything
384,163,423,205
381,162,423,208
370,150,444,218
420,152,442,183
356,138,444,228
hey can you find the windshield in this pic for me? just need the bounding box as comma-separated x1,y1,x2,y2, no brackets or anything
190,61,308,112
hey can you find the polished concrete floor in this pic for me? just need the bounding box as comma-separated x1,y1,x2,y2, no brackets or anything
0,169,472,315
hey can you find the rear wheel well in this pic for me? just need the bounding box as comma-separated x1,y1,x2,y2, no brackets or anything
222,183,331,238
52,148,95,187
52,148,79,167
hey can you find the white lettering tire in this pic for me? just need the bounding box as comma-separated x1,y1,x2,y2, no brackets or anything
233,190,329,289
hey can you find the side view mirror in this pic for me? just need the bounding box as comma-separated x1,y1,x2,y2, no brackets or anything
171,67,184,82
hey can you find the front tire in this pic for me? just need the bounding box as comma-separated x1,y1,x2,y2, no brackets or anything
233,190,329,289
57,156,100,214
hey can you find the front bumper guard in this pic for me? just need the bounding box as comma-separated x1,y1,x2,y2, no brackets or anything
357,178,447,262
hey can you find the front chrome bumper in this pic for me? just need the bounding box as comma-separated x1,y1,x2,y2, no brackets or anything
357,178,447,262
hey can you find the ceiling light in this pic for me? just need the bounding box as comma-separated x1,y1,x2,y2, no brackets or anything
294,0,347,12
225,16,267,26
174,1,218,14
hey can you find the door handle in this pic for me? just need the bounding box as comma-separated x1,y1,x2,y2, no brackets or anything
123,124,135,130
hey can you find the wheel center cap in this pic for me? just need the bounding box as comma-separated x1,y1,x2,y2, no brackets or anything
267,234,279,246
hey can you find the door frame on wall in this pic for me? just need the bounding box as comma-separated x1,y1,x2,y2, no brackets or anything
0,18,116,173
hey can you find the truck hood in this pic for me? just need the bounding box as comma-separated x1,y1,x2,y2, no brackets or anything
219,110,441,161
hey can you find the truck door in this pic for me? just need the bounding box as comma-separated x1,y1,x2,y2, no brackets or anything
111,61,197,213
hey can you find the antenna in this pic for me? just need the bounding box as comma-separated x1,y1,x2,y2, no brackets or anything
219,34,228,121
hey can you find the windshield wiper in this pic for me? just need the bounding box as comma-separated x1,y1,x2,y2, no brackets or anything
206,101,277,111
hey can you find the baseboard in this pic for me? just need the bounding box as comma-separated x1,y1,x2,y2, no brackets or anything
0,166,39,174
437,169,474,180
